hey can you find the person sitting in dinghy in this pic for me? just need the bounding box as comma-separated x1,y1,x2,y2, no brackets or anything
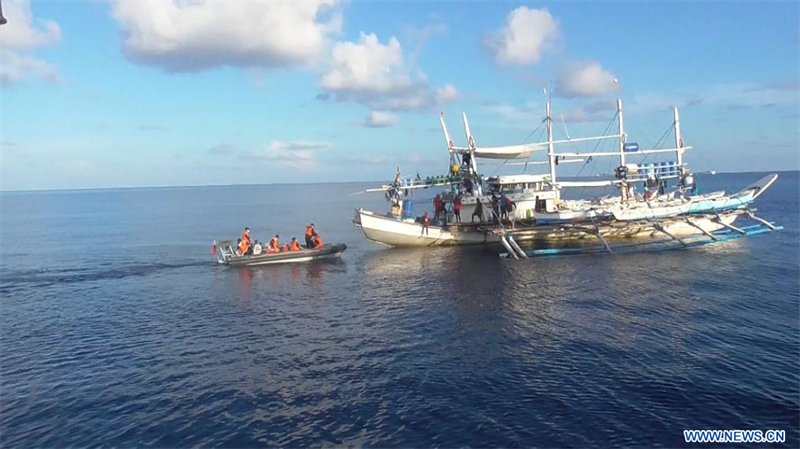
267,234,281,253
290,237,303,251
311,233,325,249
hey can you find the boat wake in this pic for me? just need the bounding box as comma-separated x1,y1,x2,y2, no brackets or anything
0,261,209,292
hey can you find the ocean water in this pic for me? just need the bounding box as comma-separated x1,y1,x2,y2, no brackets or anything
1,171,798,448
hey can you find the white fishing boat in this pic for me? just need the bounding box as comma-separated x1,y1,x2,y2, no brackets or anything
354,91,780,250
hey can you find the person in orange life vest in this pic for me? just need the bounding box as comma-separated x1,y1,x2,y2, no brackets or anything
268,234,280,253
290,237,302,252
421,211,430,236
311,233,325,249
305,223,316,248
239,227,252,255
282,243,291,252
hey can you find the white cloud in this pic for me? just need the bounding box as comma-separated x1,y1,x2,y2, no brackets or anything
321,32,459,111
560,100,616,123
436,84,461,104
270,141,332,151
0,51,60,84
0,0,61,50
322,32,412,95
207,141,331,171
486,7,559,66
557,61,619,99
0,0,62,85
485,101,542,126
63,159,93,174
625,81,799,116
110,0,340,72
364,111,399,128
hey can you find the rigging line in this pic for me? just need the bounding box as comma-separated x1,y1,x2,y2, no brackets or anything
640,123,674,168
492,117,547,177
573,112,617,199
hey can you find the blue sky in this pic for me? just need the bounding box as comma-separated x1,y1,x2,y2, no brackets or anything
1,0,798,190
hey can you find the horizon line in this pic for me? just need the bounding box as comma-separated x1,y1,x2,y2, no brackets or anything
1,169,797,194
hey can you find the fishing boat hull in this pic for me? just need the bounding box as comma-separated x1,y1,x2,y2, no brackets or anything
354,208,740,247
221,244,347,266
687,173,777,214
533,208,607,225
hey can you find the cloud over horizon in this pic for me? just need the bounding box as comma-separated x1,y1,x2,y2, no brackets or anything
556,61,619,99
320,32,460,111
485,6,559,66
364,111,400,128
110,0,341,72
0,0,62,84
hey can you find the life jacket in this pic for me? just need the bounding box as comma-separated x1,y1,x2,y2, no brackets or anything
314,236,324,249
290,240,302,251
305,226,315,238
269,238,280,250
282,244,290,252
239,233,251,254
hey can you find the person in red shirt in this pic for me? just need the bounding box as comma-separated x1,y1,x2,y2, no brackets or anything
454,195,462,223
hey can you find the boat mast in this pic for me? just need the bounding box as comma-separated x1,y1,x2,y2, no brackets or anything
617,99,626,168
546,89,556,185
674,107,683,170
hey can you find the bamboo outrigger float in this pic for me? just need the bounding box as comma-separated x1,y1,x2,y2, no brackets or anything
499,216,783,259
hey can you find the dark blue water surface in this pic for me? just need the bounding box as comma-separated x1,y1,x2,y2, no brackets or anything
1,172,799,448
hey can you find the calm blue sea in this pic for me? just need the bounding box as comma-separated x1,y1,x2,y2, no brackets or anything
1,172,798,448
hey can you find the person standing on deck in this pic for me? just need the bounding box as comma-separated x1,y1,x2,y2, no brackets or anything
454,195,462,223
472,199,484,223
305,223,316,248
433,194,443,221
239,227,252,255
421,211,430,236
499,194,509,221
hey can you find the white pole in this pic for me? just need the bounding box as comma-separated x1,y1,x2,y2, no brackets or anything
674,107,683,169
547,97,556,185
617,99,625,167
